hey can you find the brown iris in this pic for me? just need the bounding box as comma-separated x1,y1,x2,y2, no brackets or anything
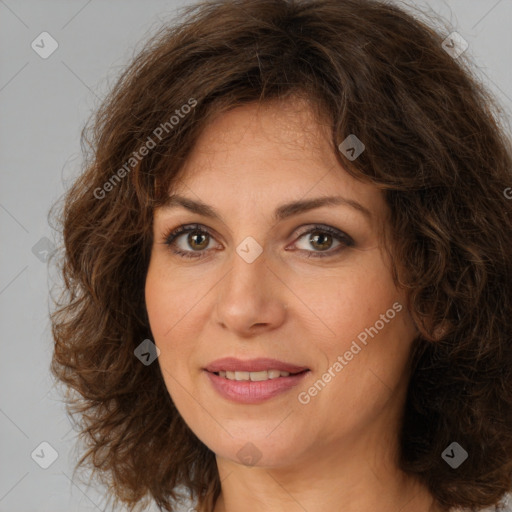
187,231,209,251
308,231,333,251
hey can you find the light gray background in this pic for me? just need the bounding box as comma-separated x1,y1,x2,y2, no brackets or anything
1,1,511,511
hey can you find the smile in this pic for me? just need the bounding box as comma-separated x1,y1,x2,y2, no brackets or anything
214,369,302,381
204,368,310,404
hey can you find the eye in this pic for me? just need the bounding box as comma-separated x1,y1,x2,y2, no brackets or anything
162,224,218,259
292,225,354,258
161,223,354,259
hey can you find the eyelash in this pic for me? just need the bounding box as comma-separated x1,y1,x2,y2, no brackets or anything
161,223,355,260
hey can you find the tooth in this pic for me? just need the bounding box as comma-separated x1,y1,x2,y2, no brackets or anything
250,371,269,381
220,369,294,381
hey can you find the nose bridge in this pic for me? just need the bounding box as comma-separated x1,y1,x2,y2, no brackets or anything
213,237,287,328
222,240,270,300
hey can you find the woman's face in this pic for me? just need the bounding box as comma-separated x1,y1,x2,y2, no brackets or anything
145,98,418,468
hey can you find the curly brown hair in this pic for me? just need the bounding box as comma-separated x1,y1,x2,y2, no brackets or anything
49,0,512,510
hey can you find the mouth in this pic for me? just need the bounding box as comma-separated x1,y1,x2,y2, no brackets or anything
203,357,310,404
205,370,310,404
210,369,309,381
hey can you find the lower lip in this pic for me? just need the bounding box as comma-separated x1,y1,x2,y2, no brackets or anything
205,370,310,404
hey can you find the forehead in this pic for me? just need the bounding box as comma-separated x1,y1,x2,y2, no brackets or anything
181,97,335,174
160,98,388,230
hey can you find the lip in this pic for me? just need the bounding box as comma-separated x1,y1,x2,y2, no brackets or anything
205,370,310,404
204,357,309,374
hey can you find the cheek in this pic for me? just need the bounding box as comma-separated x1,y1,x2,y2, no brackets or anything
144,257,207,386
144,271,169,341
292,249,413,400
144,255,203,341
289,250,399,346
145,262,188,387
145,272,190,407
300,305,414,441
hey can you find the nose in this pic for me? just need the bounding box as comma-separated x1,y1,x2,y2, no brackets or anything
213,247,288,336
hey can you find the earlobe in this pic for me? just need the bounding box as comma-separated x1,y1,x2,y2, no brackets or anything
430,320,452,342
409,309,452,343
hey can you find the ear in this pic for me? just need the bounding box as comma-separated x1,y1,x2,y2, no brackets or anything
430,320,452,341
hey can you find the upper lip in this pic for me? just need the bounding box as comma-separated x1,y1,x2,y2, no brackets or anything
204,357,309,374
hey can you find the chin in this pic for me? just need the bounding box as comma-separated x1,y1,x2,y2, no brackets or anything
202,427,309,468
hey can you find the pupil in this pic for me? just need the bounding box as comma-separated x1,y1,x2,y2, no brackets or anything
189,232,208,250
311,232,331,250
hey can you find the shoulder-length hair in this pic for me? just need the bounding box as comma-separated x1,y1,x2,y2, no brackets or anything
49,0,512,510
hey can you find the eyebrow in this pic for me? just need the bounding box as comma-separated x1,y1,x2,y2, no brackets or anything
158,193,372,223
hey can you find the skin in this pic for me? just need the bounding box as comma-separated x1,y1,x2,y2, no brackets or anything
145,96,444,512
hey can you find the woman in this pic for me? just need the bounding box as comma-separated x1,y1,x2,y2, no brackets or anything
50,0,512,511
